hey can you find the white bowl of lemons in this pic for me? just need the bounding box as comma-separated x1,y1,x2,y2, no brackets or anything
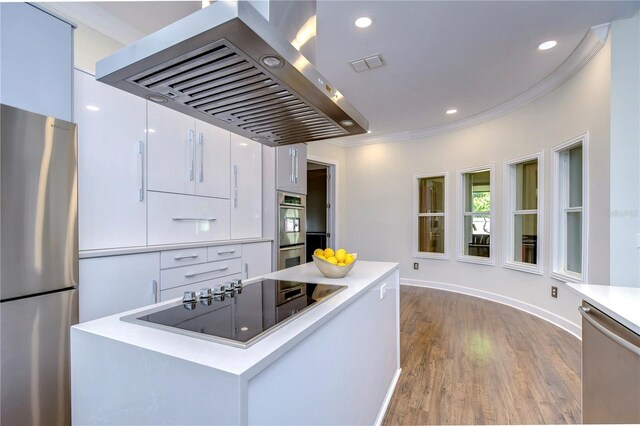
312,248,357,279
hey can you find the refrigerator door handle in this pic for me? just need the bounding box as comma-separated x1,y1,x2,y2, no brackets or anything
579,306,640,356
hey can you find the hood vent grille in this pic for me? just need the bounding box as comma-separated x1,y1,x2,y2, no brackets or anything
129,39,348,145
96,1,367,146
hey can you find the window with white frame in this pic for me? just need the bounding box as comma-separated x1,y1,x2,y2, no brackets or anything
458,167,494,263
414,173,447,258
504,153,543,274
552,134,587,282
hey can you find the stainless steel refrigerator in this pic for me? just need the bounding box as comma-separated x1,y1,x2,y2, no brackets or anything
1,104,78,425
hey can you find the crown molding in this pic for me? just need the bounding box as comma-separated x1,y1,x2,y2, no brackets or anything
44,2,144,46
330,23,610,148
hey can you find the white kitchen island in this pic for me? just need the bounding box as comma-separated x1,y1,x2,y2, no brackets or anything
71,261,400,425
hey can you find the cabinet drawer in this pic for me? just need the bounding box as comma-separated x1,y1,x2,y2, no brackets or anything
159,273,241,301
148,192,230,246
160,247,208,269
208,244,241,262
160,258,241,290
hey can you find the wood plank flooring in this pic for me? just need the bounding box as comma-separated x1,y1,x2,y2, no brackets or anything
382,286,581,425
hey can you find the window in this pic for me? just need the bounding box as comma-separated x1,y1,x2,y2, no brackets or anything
504,153,543,274
552,133,588,282
414,173,448,259
458,166,494,264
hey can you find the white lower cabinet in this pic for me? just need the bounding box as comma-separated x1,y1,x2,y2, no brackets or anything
79,253,160,322
231,134,262,240
242,242,272,280
160,258,242,291
147,192,231,245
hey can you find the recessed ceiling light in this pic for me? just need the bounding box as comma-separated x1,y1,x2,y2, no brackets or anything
367,130,372,134
340,120,354,127
85,105,99,111
355,17,372,28
446,109,458,115
538,40,557,51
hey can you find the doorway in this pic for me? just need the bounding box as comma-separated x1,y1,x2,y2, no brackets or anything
306,159,336,262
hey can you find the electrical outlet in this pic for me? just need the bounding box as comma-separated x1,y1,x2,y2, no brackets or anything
551,286,558,298
413,262,419,270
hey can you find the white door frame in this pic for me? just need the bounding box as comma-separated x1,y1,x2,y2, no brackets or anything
307,155,339,249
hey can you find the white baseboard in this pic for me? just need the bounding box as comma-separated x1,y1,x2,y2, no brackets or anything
401,278,581,339
374,368,402,426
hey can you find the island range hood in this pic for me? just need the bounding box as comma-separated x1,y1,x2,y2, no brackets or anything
96,1,368,147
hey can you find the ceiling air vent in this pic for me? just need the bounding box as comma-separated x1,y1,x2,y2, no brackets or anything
350,54,385,73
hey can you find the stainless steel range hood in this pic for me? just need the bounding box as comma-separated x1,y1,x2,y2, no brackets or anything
96,1,368,147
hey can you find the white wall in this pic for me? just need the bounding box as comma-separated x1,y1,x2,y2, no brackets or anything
340,35,612,331
610,11,640,288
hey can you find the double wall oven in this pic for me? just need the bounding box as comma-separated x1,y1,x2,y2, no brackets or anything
278,192,306,270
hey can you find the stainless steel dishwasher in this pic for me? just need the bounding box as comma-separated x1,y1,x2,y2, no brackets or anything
580,302,640,424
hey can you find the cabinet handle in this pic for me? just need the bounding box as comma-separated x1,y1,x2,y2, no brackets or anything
152,280,158,303
188,129,195,181
290,147,295,183
174,254,199,260
244,262,249,279
233,165,238,208
172,217,217,221
294,148,299,183
198,132,204,183
138,140,145,202
217,250,236,255
184,266,229,278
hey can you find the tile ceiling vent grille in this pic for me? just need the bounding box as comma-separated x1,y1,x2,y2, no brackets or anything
350,54,385,73
129,40,349,146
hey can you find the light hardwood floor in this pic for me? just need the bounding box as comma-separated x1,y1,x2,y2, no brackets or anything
382,286,581,425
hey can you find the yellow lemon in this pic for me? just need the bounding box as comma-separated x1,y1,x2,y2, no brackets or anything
344,253,355,265
313,248,324,257
317,254,326,260
337,262,346,266
323,248,335,258
326,256,338,265
335,248,347,263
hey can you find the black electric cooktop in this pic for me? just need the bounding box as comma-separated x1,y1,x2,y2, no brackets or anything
121,279,346,348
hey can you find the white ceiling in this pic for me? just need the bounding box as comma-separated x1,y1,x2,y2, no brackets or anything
50,0,638,145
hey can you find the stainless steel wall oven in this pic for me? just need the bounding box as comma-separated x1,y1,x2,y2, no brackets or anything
277,192,306,270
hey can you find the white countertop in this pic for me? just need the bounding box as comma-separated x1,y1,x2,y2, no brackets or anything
72,260,399,378
566,283,640,334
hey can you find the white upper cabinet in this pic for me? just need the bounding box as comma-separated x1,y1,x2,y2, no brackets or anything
147,102,231,199
75,69,147,250
195,120,230,199
276,143,307,195
231,134,262,239
0,3,73,121
147,102,197,195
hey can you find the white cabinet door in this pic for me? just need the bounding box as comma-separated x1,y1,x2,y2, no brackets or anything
79,253,160,322
276,143,307,194
75,69,147,250
147,191,230,245
242,242,272,280
231,134,262,239
0,3,73,121
147,102,196,195
195,120,230,199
